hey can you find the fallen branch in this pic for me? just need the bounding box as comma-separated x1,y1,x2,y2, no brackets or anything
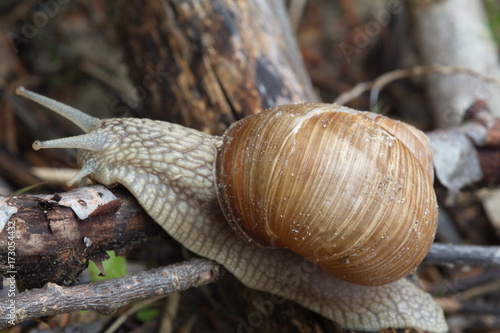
0,258,223,328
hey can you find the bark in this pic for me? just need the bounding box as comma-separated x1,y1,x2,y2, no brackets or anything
115,0,317,134
0,185,166,291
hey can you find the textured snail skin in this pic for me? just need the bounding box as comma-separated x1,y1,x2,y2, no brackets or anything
17,88,447,332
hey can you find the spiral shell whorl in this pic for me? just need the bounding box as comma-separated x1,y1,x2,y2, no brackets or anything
215,103,438,286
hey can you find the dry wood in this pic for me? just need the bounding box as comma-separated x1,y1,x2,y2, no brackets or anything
0,258,223,328
0,185,166,290
117,0,317,135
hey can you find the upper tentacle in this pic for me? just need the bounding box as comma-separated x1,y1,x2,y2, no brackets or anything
16,87,98,132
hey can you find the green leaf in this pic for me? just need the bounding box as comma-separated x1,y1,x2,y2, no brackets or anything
88,250,127,282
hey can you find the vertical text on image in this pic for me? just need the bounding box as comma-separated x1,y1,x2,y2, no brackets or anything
6,219,17,326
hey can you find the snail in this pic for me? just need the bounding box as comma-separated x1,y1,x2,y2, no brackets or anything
16,87,447,332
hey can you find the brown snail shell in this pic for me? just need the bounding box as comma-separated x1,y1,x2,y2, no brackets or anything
215,102,438,286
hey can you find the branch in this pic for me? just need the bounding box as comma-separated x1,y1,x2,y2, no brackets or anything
0,185,166,290
0,258,223,328
425,244,500,267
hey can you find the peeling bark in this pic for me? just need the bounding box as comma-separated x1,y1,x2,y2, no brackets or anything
0,185,165,290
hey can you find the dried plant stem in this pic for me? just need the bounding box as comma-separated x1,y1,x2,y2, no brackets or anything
334,65,500,108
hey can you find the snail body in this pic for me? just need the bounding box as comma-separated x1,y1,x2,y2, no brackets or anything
16,88,446,332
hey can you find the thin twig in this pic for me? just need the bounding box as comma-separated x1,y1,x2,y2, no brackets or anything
0,258,223,328
334,65,500,108
425,243,500,267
